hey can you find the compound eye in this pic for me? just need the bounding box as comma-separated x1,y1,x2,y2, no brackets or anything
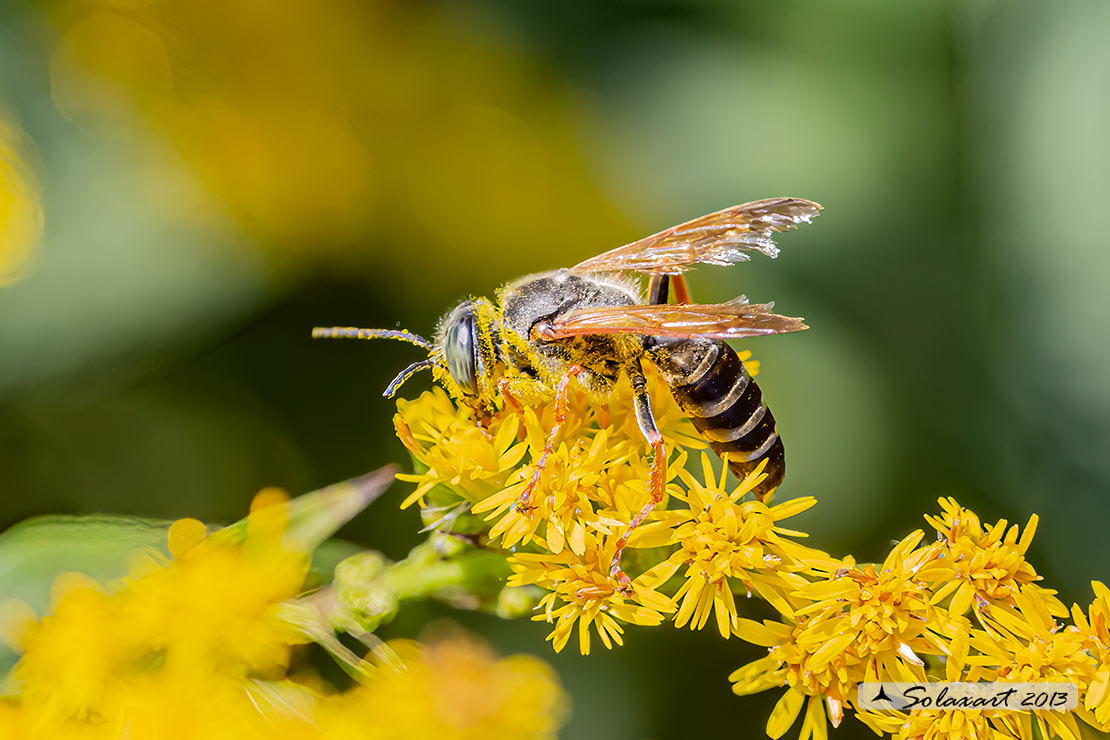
444,309,478,394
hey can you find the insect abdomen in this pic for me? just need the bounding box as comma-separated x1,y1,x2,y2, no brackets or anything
668,341,784,499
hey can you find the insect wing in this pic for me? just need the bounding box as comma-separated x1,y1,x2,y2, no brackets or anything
570,197,822,275
534,301,808,341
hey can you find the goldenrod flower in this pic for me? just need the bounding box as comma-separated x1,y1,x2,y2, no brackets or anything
959,587,1093,739
919,497,1055,619
474,418,643,552
730,532,952,739
397,373,700,539
6,333,1110,740
867,709,1007,740
730,617,852,736
856,629,1024,740
508,532,674,654
1073,581,1110,728
798,532,948,673
394,388,528,509
637,454,834,637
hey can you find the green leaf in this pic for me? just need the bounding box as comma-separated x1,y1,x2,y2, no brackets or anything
0,514,172,676
214,466,399,550
0,514,171,612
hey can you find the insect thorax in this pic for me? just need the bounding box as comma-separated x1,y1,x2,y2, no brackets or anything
496,270,643,399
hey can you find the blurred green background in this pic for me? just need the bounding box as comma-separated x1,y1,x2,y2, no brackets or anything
1,0,1108,737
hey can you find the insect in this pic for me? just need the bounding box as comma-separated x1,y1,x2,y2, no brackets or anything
313,197,822,586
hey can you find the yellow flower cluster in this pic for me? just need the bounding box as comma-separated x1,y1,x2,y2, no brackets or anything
0,490,567,740
727,501,1110,740
394,364,1110,740
393,355,831,656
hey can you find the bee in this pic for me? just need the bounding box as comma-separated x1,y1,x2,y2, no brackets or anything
313,197,822,584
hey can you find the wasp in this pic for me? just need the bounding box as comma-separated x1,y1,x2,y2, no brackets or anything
314,197,822,585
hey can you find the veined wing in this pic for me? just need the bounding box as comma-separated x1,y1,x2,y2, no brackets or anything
570,197,822,276
532,301,808,341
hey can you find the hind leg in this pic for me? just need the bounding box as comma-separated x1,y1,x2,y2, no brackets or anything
609,362,667,592
646,274,692,305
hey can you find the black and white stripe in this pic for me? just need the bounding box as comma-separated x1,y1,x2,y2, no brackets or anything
670,340,785,498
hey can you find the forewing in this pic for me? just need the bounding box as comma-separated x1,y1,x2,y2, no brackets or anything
533,302,808,341
570,197,822,275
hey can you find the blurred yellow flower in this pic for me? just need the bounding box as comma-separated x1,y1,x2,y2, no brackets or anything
1,486,568,739
0,119,43,286
11,572,125,723
123,497,310,677
45,0,629,278
323,636,567,740
9,489,308,734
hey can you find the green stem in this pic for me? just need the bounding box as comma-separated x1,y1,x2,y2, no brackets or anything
383,545,510,601
327,538,519,634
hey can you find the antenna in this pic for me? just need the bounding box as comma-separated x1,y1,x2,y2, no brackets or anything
311,326,433,351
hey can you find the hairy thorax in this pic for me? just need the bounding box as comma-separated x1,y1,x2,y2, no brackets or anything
496,270,644,402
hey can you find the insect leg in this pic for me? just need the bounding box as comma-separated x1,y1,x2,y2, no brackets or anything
646,274,692,305
515,364,584,512
671,275,692,304
609,363,667,590
646,274,669,305
497,378,524,413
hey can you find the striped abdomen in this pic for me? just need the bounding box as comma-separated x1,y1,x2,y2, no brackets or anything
667,341,784,499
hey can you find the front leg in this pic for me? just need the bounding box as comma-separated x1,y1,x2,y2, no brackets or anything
609,362,667,592
497,377,524,413
514,364,585,512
